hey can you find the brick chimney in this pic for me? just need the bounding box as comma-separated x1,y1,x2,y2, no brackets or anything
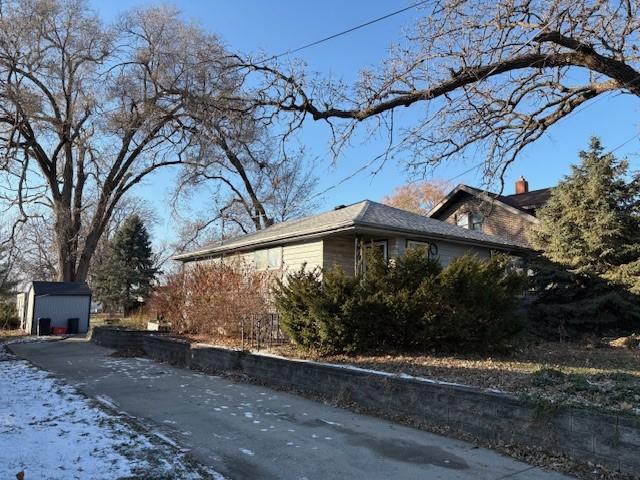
515,176,529,195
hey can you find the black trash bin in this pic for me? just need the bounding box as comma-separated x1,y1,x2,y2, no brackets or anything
67,317,79,335
37,317,51,336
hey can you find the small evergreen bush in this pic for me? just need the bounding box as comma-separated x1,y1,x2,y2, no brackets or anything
0,302,19,329
274,248,523,354
434,254,524,350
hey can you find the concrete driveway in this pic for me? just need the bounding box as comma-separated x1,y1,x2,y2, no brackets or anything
9,339,572,480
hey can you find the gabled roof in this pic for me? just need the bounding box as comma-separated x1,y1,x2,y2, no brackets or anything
428,184,552,221
174,200,527,262
30,281,91,296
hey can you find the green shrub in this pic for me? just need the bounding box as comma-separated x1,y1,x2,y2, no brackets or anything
274,249,524,354
0,302,19,329
435,254,524,350
527,256,640,339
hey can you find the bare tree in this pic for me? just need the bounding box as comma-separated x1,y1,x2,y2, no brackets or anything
3,216,58,282
172,130,318,249
0,0,246,282
382,179,452,215
248,0,640,185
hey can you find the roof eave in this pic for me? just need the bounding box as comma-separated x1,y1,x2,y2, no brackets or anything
352,223,529,253
173,224,357,262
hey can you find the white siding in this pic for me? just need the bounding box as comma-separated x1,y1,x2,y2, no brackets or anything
431,240,491,266
282,240,323,274
323,237,355,275
32,296,91,333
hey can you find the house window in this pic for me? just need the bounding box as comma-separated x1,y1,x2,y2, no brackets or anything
470,213,484,231
406,240,438,259
456,213,469,229
254,247,282,271
368,240,388,260
406,240,430,251
267,247,282,269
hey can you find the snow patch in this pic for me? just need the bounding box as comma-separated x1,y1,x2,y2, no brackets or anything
0,345,222,480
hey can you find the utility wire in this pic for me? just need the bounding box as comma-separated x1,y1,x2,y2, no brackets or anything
256,0,429,65
293,4,640,199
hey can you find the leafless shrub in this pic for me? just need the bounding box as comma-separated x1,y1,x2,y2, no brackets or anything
149,261,271,341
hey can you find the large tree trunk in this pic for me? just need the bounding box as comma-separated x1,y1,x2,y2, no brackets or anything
53,202,77,282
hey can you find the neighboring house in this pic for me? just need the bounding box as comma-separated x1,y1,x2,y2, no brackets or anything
174,200,528,275
22,281,91,334
428,177,552,247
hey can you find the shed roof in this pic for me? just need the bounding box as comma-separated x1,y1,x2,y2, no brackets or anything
175,200,527,262
30,281,91,297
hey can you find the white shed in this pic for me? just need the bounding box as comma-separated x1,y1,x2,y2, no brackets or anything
24,281,91,335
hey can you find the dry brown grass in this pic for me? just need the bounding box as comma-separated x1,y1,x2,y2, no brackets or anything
265,339,640,415
0,328,26,342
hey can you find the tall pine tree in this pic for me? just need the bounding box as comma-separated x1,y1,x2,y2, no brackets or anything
528,137,640,335
94,215,158,314
0,244,16,300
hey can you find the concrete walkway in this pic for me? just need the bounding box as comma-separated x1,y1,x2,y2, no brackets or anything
10,339,573,480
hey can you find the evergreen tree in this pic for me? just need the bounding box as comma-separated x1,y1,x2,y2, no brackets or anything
528,137,640,334
0,243,16,299
94,215,158,314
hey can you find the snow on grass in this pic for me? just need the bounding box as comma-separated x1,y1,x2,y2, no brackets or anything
0,346,223,480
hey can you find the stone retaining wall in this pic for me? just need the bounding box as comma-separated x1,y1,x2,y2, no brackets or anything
92,327,640,475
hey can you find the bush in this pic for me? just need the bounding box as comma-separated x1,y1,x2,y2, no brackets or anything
526,256,640,339
435,254,523,349
274,249,524,354
0,302,19,329
149,261,271,340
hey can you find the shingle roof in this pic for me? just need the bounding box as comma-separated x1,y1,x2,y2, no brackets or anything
445,185,551,214
501,188,552,210
31,281,91,296
174,200,526,261
428,184,553,221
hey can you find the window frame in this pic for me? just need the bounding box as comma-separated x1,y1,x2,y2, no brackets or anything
470,212,484,231
254,247,282,271
371,239,388,261
456,212,470,229
406,239,438,259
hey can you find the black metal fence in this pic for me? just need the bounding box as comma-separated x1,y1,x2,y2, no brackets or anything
240,313,289,350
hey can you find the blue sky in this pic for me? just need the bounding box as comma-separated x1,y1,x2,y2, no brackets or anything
90,0,640,244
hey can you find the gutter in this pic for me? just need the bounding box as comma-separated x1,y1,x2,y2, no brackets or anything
351,223,530,253
173,224,357,262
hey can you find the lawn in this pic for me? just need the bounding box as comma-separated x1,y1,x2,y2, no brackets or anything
267,339,640,416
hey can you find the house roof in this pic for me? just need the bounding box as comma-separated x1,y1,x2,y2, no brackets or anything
500,188,553,210
428,184,552,220
30,281,91,297
174,200,527,262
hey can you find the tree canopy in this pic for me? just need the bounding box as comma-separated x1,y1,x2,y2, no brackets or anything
250,0,640,182
381,180,452,216
0,0,313,282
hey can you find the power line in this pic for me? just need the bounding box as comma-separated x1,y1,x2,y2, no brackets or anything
304,6,640,199
256,1,429,65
